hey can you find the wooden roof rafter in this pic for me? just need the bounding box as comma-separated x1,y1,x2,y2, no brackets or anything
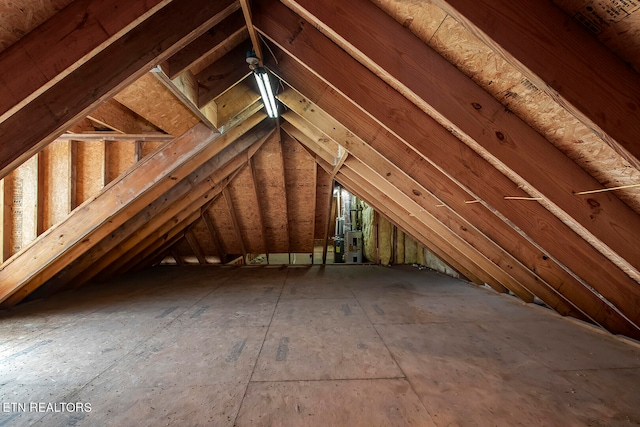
272,58,632,335
164,125,276,266
334,169,484,285
152,70,218,130
282,102,552,303
115,215,195,277
345,156,537,299
197,40,254,108
272,0,640,281
431,0,640,167
306,126,490,286
112,166,242,278
0,0,240,180
0,0,170,122
322,177,335,265
135,231,187,272
239,0,265,64
0,110,270,305
158,132,276,268
55,133,174,143
285,105,589,313
162,4,244,79
60,119,272,289
309,161,318,263
280,118,339,166
253,5,640,338
171,246,186,266
0,123,221,303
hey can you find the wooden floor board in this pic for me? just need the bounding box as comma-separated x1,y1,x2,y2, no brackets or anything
0,265,638,426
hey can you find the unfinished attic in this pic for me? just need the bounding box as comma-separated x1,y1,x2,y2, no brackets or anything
1,0,640,424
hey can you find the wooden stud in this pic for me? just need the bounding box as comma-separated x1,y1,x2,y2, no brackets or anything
392,224,397,265
38,142,71,232
277,124,292,263
249,157,271,263
36,139,230,291
313,164,332,244
103,141,112,186
69,140,78,212
185,226,208,264
374,209,380,265
203,208,227,263
67,155,250,287
134,141,144,163
223,184,248,260
171,246,186,266
0,177,8,262
322,179,335,265
36,151,45,236
4,156,38,255
310,161,318,264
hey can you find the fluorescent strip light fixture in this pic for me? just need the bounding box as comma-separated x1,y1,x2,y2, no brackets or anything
254,67,278,118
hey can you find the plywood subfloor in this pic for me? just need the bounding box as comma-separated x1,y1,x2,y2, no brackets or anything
1,265,639,426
